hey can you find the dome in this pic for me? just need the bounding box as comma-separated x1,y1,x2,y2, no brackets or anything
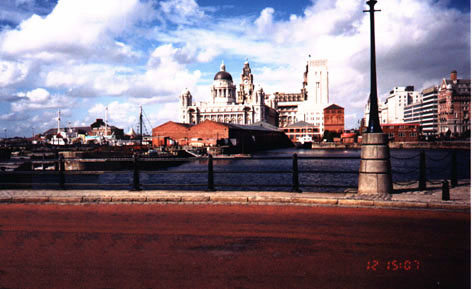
214,71,233,81
213,60,233,81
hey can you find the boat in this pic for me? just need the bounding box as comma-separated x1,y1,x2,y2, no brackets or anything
296,135,313,148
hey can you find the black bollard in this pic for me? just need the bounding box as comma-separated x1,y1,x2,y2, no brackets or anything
292,154,302,193
418,150,426,190
207,154,215,191
131,154,141,191
450,151,457,188
442,180,450,201
58,154,65,190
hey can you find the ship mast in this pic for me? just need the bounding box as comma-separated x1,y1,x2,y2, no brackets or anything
139,105,143,146
57,110,61,134
105,106,108,137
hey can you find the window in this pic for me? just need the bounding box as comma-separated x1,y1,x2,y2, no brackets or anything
398,132,405,137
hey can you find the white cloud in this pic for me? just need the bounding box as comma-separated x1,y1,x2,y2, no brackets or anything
159,0,205,25
0,0,152,60
255,8,275,35
11,88,74,112
0,60,30,87
25,87,49,102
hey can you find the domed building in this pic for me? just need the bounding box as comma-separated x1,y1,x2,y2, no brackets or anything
179,61,278,126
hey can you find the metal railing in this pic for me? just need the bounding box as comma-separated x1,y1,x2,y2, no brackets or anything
0,151,462,193
0,154,360,192
391,151,459,188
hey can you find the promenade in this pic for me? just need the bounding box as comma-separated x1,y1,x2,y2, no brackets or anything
0,179,469,211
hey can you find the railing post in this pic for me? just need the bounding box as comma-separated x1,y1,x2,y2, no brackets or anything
207,154,215,191
418,150,426,190
58,154,65,190
450,151,457,188
442,180,450,201
292,153,301,193
131,154,141,191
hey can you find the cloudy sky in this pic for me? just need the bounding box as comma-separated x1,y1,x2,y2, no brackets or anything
0,0,470,137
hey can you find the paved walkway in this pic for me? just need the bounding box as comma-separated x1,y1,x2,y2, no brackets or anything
0,180,469,211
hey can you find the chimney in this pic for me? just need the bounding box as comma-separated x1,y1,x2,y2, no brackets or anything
450,70,457,81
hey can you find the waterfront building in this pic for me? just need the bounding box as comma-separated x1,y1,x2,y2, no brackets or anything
86,118,124,143
179,61,278,127
323,104,344,133
364,86,420,127
152,120,291,151
404,86,439,137
437,70,471,135
41,118,124,145
282,121,321,143
275,59,329,131
381,123,420,142
273,92,306,128
296,59,329,129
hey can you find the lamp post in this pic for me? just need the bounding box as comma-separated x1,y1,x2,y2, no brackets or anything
364,0,382,133
358,0,392,195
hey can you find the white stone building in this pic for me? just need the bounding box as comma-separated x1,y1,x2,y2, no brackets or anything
365,86,420,125
404,86,439,136
274,58,330,133
179,61,278,126
383,86,420,123
296,59,329,129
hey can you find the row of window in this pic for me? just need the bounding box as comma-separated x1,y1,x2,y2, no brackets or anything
284,128,320,133
388,132,417,137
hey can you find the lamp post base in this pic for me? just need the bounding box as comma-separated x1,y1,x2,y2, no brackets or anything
358,133,393,194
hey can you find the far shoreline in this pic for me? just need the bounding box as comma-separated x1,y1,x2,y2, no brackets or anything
310,141,470,150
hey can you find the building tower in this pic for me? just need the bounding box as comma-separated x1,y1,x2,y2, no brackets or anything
211,61,236,105
238,59,255,104
179,88,193,123
305,59,329,105
296,58,329,130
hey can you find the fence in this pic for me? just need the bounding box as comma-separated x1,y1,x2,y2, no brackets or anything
0,151,461,193
391,150,459,189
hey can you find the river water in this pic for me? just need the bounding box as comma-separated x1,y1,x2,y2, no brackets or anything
91,148,470,192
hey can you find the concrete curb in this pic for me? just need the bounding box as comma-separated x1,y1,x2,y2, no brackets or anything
373,200,428,209
0,192,469,212
292,197,338,205
338,199,374,207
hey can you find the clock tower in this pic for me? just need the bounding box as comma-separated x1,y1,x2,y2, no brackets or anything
238,59,255,104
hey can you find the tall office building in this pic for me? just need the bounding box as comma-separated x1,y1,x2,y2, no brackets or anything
404,86,438,136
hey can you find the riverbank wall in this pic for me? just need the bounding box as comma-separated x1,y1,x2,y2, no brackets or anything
311,141,470,150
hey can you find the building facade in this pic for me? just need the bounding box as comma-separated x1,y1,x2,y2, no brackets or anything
282,121,321,143
272,92,305,128
179,61,278,127
323,104,344,133
272,58,339,133
437,70,471,135
381,123,420,142
365,86,420,128
152,120,292,151
296,59,329,128
404,85,438,136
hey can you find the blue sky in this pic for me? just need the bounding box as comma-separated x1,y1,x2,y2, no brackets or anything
0,0,470,137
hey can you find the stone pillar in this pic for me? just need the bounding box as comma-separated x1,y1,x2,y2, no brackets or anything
358,133,392,194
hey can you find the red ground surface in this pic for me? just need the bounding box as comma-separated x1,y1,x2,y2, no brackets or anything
0,204,469,289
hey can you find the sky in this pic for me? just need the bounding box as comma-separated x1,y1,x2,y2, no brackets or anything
0,0,470,137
